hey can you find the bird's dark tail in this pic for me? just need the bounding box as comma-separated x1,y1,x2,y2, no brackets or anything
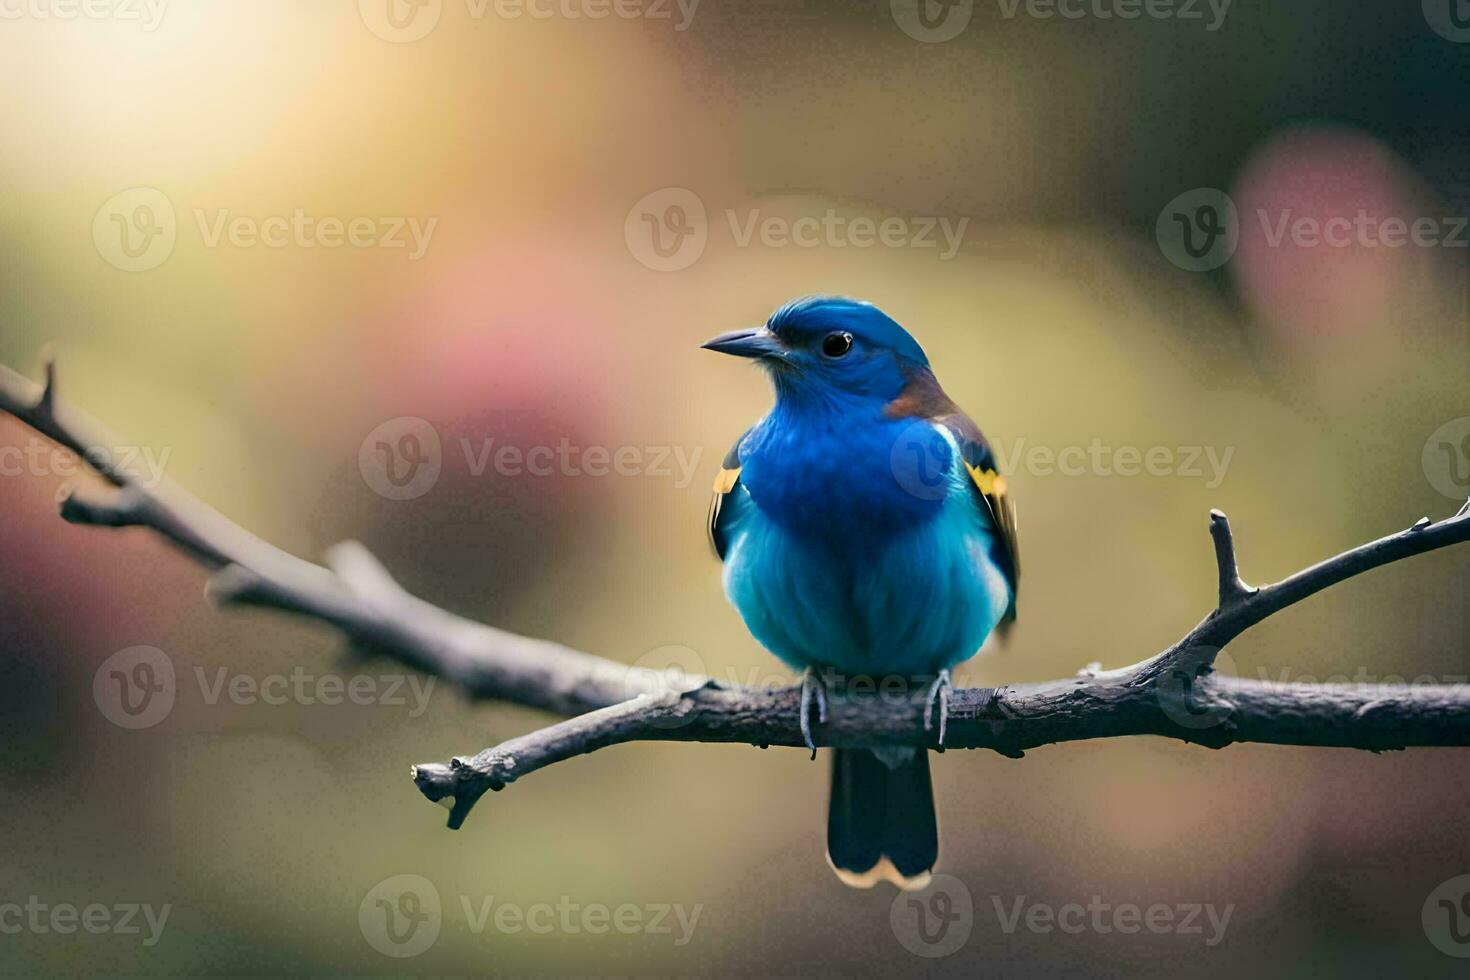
827,747,937,890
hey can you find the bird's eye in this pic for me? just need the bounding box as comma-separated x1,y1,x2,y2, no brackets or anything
821,332,854,358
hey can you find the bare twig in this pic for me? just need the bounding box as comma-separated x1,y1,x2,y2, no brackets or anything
4,357,1470,834
0,360,671,715
1207,508,1255,609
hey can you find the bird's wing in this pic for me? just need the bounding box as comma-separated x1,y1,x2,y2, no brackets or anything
707,430,749,560
933,411,1019,621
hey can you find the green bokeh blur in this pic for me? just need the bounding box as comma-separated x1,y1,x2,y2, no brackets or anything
2,1,1470,975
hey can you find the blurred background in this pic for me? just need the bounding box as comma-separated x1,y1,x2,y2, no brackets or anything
2,0,1470,975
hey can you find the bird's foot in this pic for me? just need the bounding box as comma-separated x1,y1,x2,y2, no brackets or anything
923,669,953,747
800,667,829,759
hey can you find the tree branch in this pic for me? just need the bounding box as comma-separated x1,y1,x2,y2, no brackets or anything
0,360,667,716
4,357,1470,834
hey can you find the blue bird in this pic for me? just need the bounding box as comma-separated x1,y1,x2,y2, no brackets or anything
703,296,1019,890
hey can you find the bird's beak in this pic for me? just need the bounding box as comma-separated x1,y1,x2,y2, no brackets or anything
700,327,784,360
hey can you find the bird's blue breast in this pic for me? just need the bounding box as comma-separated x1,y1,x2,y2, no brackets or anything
719,409,1012,677
740,411,943,541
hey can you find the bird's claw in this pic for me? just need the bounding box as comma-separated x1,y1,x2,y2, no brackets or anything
923,670,953,747
800,668,829,759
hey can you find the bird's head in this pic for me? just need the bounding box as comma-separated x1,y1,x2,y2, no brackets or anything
701,296,928,406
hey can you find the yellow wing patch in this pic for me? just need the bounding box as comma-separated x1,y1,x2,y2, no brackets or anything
964,463,1020,612
707,465,742,558
965,464,1006,497
712,466,742,494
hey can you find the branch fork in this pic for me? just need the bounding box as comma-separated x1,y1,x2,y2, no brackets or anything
5,356,1470,833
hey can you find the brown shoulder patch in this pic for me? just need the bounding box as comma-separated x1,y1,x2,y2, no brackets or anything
882,367,960,421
